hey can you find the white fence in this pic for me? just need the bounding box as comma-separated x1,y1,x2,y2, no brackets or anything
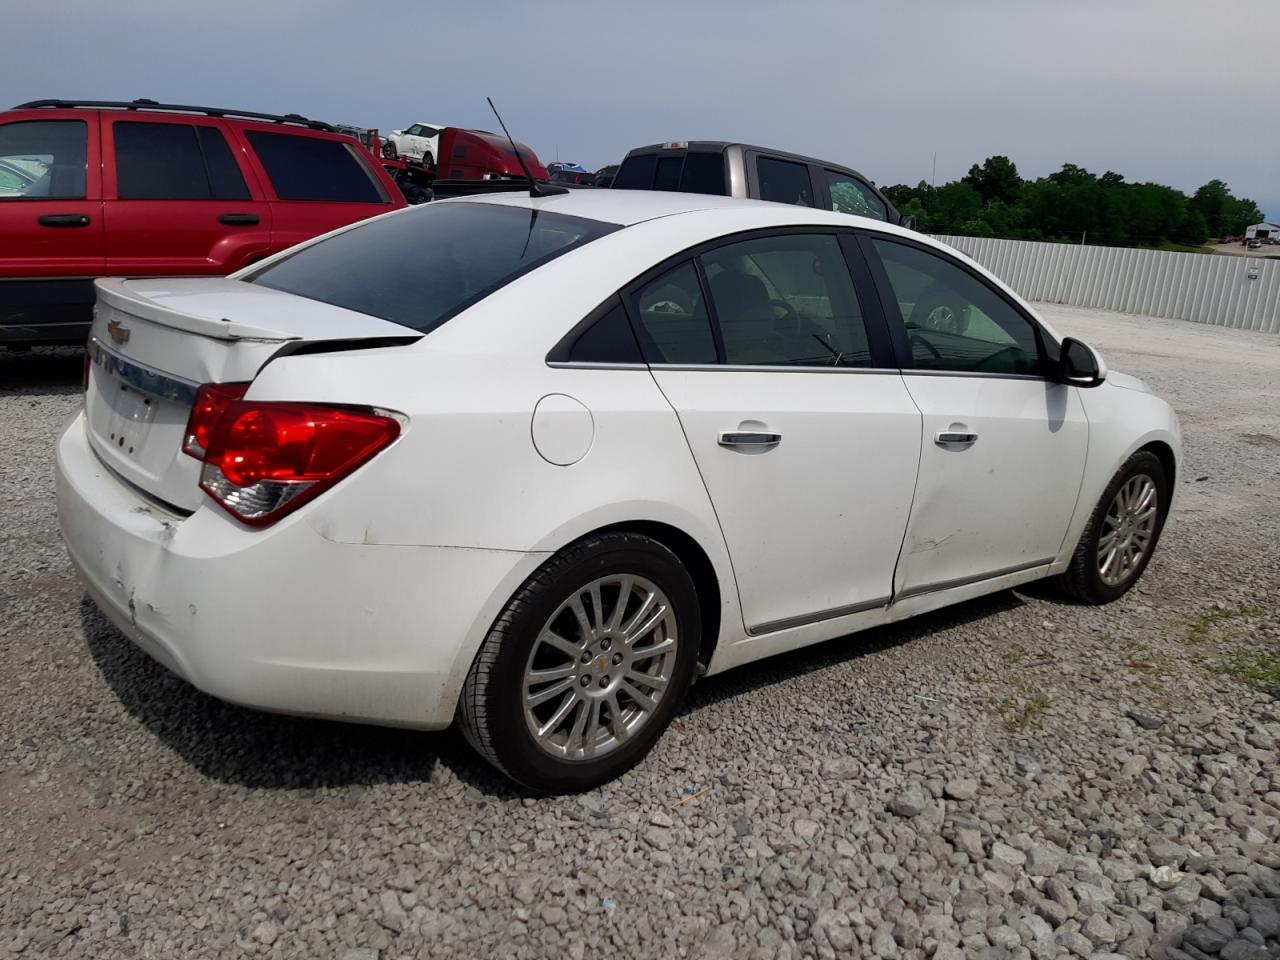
931,234,1280,335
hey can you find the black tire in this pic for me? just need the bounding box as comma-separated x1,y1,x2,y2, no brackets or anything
1053,450,1169,604
421,150,434,167
458,532,700,793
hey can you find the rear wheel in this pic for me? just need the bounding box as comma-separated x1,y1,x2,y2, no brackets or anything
459,532,700,793
1054,450,1168,603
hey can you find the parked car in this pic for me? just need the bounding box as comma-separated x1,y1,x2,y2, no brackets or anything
381,122,444,165
549,163,595,186
611,140,912,227
0,99,407,347
57,190,1180,792
593,164,619,189
1247,239,1262,249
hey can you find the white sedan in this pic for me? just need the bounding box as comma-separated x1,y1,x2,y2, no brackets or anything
56,190,1180,792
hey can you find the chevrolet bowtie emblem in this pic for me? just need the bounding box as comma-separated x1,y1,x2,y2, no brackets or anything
107,318,130,345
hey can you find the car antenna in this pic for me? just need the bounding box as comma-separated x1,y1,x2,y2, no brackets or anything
487,97,567,198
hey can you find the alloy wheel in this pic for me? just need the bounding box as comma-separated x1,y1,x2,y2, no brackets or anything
1097,473,1158,586
521,574,678,762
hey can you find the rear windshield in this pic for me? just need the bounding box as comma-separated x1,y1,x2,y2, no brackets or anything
247,201,618,333
613,151,727,196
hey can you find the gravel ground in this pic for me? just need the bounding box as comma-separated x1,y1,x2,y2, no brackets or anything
1,306,1278,960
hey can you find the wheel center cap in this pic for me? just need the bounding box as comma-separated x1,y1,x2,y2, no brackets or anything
593,655,611,677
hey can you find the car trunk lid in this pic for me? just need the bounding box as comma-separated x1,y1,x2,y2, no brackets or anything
85,277,418,512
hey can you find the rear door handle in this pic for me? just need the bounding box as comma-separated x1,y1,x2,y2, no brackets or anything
935,431,978,446
218,213,260,226
37,214,91,228
718,431,782,448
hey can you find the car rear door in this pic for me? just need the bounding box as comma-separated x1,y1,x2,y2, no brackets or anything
861,234,1089,598
631,229,921,634
0,111,104,337
102,114,271,276
234,126,400,253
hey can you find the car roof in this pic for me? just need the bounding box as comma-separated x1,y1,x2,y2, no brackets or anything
444,188,906,233
623,140,878,183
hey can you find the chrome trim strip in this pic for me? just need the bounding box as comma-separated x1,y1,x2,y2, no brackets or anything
546,361,649,371
88,336,200,405
747,595,890,636
892,558,1053,602
900,369,1048,382
656,363,900,375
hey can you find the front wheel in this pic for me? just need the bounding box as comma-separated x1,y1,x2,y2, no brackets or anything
1054,450,1169,603
458,532,700,793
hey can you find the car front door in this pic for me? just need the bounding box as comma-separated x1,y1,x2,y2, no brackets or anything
102,116,271,276
630,231,922,634
864,235,1089,598
0,114,104,339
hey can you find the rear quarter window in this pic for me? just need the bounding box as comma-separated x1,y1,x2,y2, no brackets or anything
246,131,385,203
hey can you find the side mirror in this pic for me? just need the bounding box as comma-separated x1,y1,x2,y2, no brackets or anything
1059,337,1107,387
898,213,917,231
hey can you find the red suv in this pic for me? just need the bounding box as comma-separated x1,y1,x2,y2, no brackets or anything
0,99,407,347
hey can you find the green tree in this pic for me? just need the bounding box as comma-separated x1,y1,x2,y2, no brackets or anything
962,155,1022,205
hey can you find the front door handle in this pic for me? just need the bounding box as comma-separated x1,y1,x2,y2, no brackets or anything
38,214,91,228
935,431,978,446
718,431,782,448
218,213,260,226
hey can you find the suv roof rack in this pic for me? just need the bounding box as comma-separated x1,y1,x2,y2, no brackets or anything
13,98,334,131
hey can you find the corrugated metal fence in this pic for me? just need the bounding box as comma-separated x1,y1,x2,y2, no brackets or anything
931,235,1280,335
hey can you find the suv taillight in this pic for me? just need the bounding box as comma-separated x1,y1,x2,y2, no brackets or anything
181,386,400,526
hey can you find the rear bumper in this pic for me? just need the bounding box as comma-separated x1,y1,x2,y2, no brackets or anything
56,411,543,729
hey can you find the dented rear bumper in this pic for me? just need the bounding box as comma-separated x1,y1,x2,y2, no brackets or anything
55,411,539,730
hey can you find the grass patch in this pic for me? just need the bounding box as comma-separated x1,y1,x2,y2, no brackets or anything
995,680,1051,732
1001,646,1028,665
1156,240,1218,255
1185,607,1266,644
1216,652,1280,687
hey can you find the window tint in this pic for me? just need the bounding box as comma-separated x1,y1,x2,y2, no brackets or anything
246,131,383,202
612,154,657,189
249,202,617,333
406,124,424,136
198,127,250,200
564,297,642,363
702,234,872,367
114,122,249,200
0,120,87,199
115,122,209,199
872,239,1044,375
827,171,887,221
679,152,727,195
756,156,813,207
654,156,683,191
630,261,717,364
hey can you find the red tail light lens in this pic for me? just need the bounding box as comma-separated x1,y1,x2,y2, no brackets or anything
183,383,250,459
184,389,400,526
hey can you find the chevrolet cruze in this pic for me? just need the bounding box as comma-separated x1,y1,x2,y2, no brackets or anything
56,190,1180,792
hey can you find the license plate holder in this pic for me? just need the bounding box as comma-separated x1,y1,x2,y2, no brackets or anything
103,377,158,459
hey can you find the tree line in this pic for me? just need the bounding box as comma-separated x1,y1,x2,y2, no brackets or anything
882,157,1263,248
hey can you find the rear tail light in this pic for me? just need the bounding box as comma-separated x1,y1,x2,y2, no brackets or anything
182,388,400,526
183,382,250,459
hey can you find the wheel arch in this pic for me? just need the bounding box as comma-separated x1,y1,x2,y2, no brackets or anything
1138,439,1177,493
584,520,724,671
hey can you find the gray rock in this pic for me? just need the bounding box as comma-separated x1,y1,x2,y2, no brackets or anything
1219,940,1270,960
890,788,927,818
1027,844,1064,877
988,925,1021,949
1183,925,1230,953
945,778,980,801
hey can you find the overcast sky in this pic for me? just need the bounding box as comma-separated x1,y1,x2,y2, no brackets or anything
7,0,1277,219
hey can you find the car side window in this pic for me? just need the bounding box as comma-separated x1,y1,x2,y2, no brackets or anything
114,122,250,200
701,234,873,367
245,131,384,203
0,120,87,199
406,125,423,136
756,156,814,207
556,296,643,364
872,238,1045,375
629,261,718,364
827,171,887,221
